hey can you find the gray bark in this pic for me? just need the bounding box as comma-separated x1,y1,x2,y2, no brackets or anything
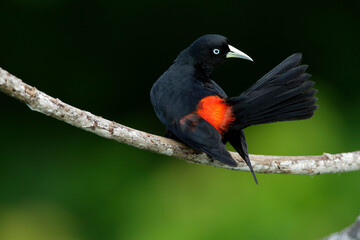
322,216,360,240
1,67,360,175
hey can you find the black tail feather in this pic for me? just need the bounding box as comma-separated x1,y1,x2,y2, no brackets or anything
228,131,258,184
227,53,318,130
242,154,258,185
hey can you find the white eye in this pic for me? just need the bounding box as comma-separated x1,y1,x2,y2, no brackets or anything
213,48,220,55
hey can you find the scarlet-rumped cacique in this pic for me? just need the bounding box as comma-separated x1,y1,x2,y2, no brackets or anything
150,34,318,184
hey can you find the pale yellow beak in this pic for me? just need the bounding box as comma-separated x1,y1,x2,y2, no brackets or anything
226,45,253,62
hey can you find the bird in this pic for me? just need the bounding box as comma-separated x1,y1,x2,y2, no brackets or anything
150,34,318,184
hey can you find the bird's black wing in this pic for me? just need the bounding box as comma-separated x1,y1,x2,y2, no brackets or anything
164,78,228,140
167,113,237,167
204,79,228,98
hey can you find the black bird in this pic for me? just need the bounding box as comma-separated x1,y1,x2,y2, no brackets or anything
150,34,318,184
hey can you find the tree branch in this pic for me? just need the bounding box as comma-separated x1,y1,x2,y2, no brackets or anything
1,67,360,175
322,216,360,240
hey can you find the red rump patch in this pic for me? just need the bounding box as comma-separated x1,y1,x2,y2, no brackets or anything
196,96,235,135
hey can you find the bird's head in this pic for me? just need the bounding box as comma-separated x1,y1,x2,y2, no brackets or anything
177,34,253,76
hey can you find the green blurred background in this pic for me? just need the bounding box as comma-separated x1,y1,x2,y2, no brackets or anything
0,0,359,239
